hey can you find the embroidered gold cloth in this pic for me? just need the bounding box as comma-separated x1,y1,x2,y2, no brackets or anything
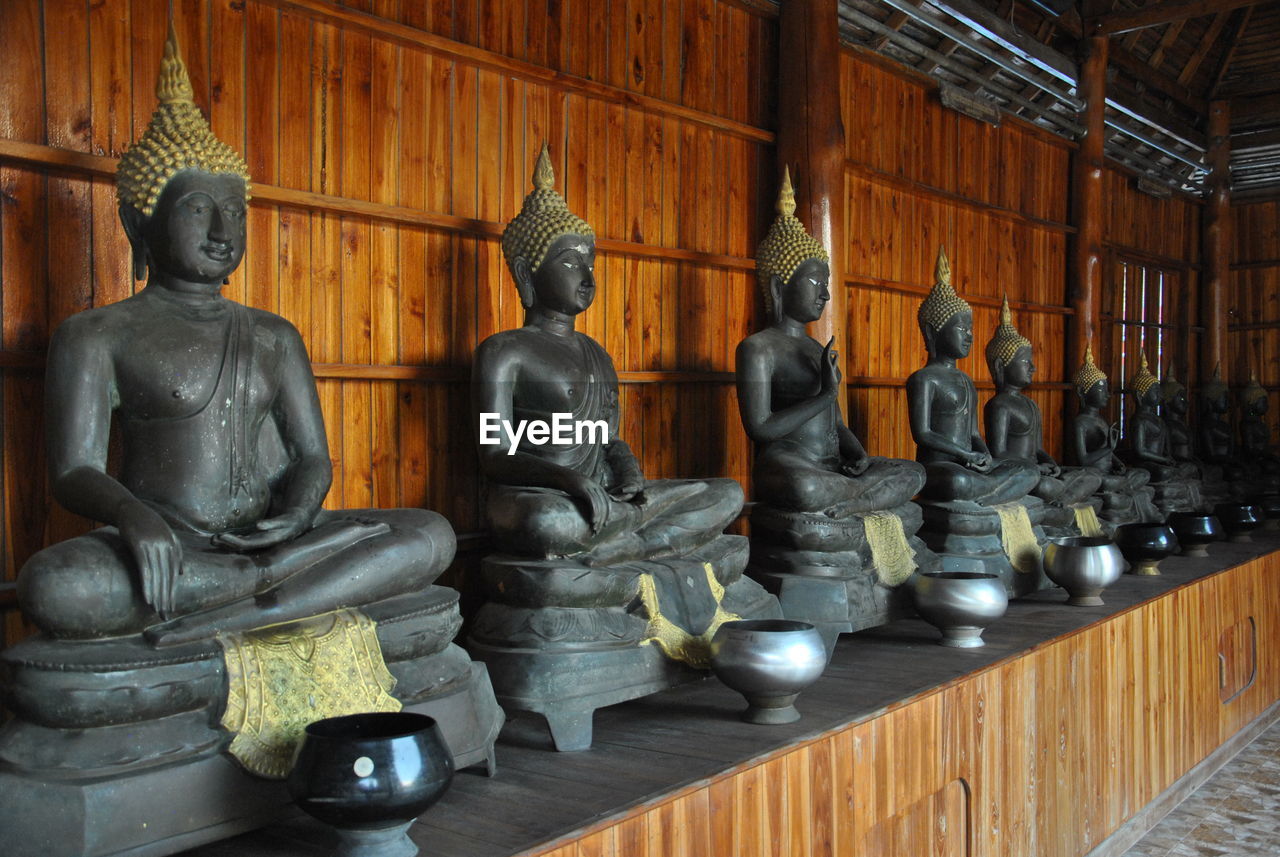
639,563,741,669
218,609,399,779
994,502,1041,574
1072,503,1104,537
860,510,917,586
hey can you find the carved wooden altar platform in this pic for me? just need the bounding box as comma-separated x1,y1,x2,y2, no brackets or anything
181,533,1280,857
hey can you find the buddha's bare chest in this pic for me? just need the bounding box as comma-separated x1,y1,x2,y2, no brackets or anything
113,318,280,421
513,347,615,415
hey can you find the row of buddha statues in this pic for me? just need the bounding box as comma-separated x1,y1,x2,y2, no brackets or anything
2,26,1276,857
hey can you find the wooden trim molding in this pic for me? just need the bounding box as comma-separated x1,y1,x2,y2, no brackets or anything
846,160,1076,235
264,0,775,145
1105,240,1200,271
1232,259,1280,271
845,275,1076,316
0,139,757,274
848,376,1073,391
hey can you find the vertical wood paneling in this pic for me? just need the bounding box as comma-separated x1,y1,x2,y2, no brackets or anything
505,554,1280,857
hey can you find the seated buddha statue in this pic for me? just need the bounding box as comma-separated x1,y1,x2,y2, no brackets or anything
1237,374,1280,493
735,170,936,632
1069,345,1159,525
1163,368,1233,504
983,298,1101,534
1199,366,1237,473
1125,353,1202,514
1,26,501,853
907,249,1045,592
468,145,776,751
907,253,1038,506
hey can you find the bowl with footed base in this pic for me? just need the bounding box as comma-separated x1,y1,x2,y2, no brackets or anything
709,620,828,725
1168,512,1224,557
287,712,454,857
1042,536,1124,606
912,571,1008,648
1114,523,1178,576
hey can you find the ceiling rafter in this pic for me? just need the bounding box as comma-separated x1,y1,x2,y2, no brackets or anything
1107,42,1208,114
1209,5,1256,99
1177,11,1230,87
1091,0,1266,38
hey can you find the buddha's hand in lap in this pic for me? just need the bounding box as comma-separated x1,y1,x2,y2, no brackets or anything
1040,461,1061,477
841,456,871,477
211,507,314,552
609,478,645,504
964,451,992,472
117,501,184,620
564,471,615,534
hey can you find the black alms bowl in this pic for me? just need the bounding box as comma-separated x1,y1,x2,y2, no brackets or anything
1114,523,1178,575
287,712,454,831
1213,503,1263,542
1167,512,1224,557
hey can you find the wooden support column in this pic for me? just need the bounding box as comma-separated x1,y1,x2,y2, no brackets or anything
1202,99,1231,381
1070,32,1107,373
776,0,846,404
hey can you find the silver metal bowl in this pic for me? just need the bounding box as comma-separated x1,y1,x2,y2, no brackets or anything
912,571,1008,648
1042,535,1124,606
709,619,828,725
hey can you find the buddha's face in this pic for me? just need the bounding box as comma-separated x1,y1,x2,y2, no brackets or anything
1082,379,1109,410
143,170,247,286
1139,384,1162,410
1004,345,1035,389
779,259,830,324
1167,389,1188,415
1251,395,1269,416
931,311,973,359
531,233,596,316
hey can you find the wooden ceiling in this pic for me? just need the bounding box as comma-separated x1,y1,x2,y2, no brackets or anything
837,0,1280,198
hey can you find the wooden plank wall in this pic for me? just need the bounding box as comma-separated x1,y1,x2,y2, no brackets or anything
0,0,777,645
1231,199,1280,417
519,551,1280,857
840,49,1073,463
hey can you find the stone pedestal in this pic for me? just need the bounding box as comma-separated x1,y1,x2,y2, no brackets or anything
744,501,940,650
916,497,1051,597
467,535,780,751
0,586,502,857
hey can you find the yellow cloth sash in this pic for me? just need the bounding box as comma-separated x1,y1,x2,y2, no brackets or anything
639,563,741,669
1072,503,1104,537
860,510,918,586
995,502,1041,574
218,608,399,779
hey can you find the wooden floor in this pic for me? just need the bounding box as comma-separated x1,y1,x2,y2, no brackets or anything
180,532,1280,857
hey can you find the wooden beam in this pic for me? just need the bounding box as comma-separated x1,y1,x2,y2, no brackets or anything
1108,41,1209,114
1092,0,1264,37
1149,20,1188,69
1209,6,1255,98
1233,92,1280,129
929,0,1078,83
1203,100,1232,382
869,10,909,51
1178,11,1230,87
1071,34,1108,378
777,0,847,411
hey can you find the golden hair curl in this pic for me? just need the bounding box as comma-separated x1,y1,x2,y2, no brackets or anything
501,143,595,278
1073,343,1108,397
917,247,971,333
755,167,828,316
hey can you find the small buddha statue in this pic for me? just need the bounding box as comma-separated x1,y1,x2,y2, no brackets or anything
907,249,1045,592
1,25,501,851
1069,345,1159,525
1237,373,1280,493
735,170,937,633
1163,368,1233,505
468,145,777,751
983,297,1102,535
1125,353,1202,514
1199,365,1236,468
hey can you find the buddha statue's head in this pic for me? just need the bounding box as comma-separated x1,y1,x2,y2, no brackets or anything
1074,343,1109,410
1161,367,1188,416
917,247,973,359
756,167,830,325
1128,352,1161,410
1243,372,1269,416
1201,365,1229,415
985,296,1033,390
116,23,250,288
501,144,596,315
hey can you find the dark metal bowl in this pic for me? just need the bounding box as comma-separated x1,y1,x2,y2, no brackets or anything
287,712,454,857
1167,512,1224,557
1213,502,1263,543
1114,523,1179,575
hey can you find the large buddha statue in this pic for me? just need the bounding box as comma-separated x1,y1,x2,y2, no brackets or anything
1124,353,1202,514
467,145,777,751
735,170,937,638
1069,346,1159,525
983,298,1102,536
907,249,1047,594
0,28,501,857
